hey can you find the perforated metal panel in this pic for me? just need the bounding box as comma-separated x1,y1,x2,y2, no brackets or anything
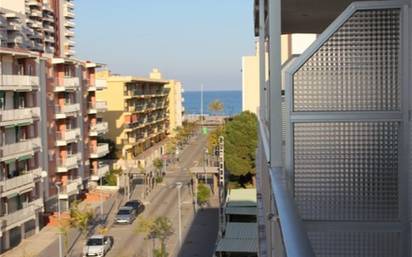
294,121,399,221
283,3,408,257
293,9,401,112
308,231,400,257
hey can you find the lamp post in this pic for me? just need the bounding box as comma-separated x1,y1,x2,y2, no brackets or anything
176,182,182,248
55,183,63,257
100,174,103,218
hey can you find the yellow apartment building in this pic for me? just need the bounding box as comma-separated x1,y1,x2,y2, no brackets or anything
96,70,169,162
165,80,183,135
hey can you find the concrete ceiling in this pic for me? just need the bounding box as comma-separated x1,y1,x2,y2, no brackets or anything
254,0,394,34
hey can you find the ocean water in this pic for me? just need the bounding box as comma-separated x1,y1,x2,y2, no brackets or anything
183,90,242,116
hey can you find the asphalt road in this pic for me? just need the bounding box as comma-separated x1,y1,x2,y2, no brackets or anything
67,133,209,257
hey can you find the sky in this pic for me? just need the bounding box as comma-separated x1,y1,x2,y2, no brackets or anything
74,0,256,91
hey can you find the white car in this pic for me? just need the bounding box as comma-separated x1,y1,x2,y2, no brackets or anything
83,235,113,257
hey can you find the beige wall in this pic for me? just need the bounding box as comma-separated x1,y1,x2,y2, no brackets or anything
96,71,125,148
166,80,183,134
242,34,316,114
0,0,25,13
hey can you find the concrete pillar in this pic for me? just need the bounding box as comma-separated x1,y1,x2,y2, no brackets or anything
20,224,25,240
268,0,282,168
35,213,40,234
3,230,10,250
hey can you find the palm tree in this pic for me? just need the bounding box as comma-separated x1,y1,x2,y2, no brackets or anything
208,99,224,116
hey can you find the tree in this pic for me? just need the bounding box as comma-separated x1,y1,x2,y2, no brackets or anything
197,183,211,206
69,201,94,237
136,217,174,257
223,111,258,184
207,126,223,153
153,158,164,176
208,99,224,116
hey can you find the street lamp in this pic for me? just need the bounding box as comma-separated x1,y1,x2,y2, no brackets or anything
176,182,183,248
55,182,63,257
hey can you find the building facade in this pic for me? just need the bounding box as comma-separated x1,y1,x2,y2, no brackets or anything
96,69,169,167
0,0,107,252
165,79,183,135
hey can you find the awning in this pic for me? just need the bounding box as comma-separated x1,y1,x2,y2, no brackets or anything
4,159,16,164
216,238,258,253
225,207,257,216
224,222,257,239
17,121,33,127
18,154,33,161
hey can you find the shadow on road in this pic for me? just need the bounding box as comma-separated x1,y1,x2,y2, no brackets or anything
177,207,219,257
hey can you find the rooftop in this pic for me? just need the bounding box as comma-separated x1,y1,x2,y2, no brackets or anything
226,188,257,207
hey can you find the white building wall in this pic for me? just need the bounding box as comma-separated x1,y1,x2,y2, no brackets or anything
0,0,25,13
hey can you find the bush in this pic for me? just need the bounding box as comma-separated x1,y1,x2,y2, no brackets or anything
103,170,118,186
155,176,163,184
197,183,211,205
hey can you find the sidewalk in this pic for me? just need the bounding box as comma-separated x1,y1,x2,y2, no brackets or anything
2,191,122,257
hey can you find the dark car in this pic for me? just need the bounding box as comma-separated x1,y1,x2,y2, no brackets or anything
124,200,144,215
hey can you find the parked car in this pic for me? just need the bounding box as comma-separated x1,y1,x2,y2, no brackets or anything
83,235,113,257
115,206,136,224
124,200,145,215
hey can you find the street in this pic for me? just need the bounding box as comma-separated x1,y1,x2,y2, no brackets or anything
40,132,218,257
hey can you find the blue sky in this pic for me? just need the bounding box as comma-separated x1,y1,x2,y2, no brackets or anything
74,0,256,91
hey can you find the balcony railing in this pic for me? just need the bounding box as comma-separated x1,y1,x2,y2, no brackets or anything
0,138,41,161
89,122,108,136
90,143,109,159
57,154,79,173
257,116,315,257
0,75,39,90
64,20,75,28
90,164,110,181
59,178,82,199
0,173,34,195
95,79,107,90
55,77,80,92
0,107,40,124
88,101,107,114
0,198,43,228
55,103,80,118
56,128,80,146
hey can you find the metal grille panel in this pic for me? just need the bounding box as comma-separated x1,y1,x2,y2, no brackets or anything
294,122,399,221
293,9,401,112
308,231,400,257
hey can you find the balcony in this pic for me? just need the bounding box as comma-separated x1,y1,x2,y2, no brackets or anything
90,164,110,181
88,101,107,114
57,154,79,173
64,39,75,47
29,9,42,18
55,103,80,119
89,122,108,136
64,9,75,19
0,168,42,197
27,0,42,7
56,128,80,146
7,22,22,31
0,198,43,230
66,1,74,8
54,77,80,92
0,75,39,90
0,107,40,126
127,104,146,113
89,79,107,91
65,30,74,37
58,178,81,199
64,48,75,56
89,143,109,159
64,20,75,28
0,138,41,162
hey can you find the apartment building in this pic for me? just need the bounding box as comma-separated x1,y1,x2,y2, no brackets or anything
254,1,412,257
165,79,183,135
96,69,169,167
242,35,316,114
0,0,107,251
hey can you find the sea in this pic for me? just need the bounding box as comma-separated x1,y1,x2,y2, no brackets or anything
183,90,242,116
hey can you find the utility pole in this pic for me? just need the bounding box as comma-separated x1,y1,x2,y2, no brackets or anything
176,182,183,248
55,183,63,257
